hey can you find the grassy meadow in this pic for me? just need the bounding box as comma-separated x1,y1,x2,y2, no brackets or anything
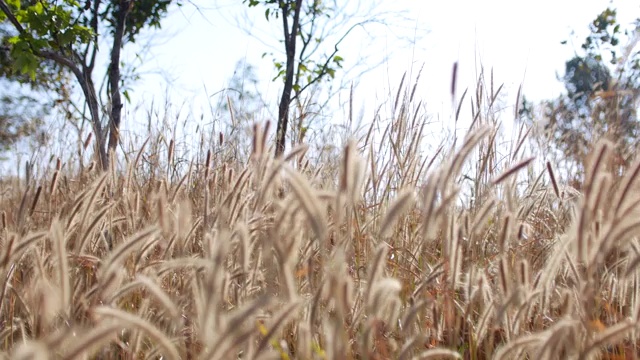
1,73,639,360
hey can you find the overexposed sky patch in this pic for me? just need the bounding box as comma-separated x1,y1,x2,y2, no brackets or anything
127,0,637,126
5,0,639,174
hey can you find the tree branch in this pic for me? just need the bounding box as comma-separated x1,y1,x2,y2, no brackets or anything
0,0,26,34
84,0,102,73
290,20,364,103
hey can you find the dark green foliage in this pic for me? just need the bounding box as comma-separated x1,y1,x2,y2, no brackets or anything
0,0,178,167
108,0,174,42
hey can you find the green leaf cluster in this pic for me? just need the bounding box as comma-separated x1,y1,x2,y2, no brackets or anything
4,1,92,79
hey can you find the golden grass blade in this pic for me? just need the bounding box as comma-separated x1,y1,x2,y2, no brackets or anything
546,161,560,199
491,157,534,186
581,319,638,358
2,231,47,268
493,334,541,360
253,299,301,356
413,348,462,359
93,306,180,359
28,185,42,217
51,220,70,318
107,275,180,320
284,144,308,163
379,188,415,238
283,165,326,241
60,324,121,360
101,227,159,280
12,340,50,360
78,173,109,238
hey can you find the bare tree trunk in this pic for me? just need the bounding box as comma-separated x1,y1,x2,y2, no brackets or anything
107,0,132,163
83,73,109,170
275,0,302,157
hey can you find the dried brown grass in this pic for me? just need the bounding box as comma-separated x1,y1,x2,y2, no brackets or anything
1,72,640,360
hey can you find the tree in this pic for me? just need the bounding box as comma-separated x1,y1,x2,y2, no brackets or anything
0,13,70,152
243,0,386,157
0,0,177,169
526,8,640,175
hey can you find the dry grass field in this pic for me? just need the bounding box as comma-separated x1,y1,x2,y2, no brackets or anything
1,75,640,360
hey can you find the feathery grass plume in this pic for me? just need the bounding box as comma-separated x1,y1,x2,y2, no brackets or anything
518,259,530,289
156,187,170,237
283,164,326,241
50,220,70,319
82,132,93,151
203,295,272,359
76,173,108,243
414,348,463,359
447,125,493,183
252,122,266,160
108,275,180,320
221,167,250,210
15,185,30,232
204,149,212,181
379,188,415,238
77,204,113,254
493,333,541,360
365,244,389,303
93,306,180,359
469,195,496,237
584,140,611,195
575,142,612,266
63,186,91,230
511,124,531,164
233,222,252,275
155,245,212,268
199,231,231,341
284,143,308,164
474,297,496,347
419,172,441,241
546,161,560,199
7,52,640,359
1,231,47,268
499,215,511,253
339,139,366,208
11,340,51,360
613,158,640,217
167,138,175,168
394,73,406,114
533,319,582,359
101,227,159,281
0,261,16,319
491,157,534,186
174,200,194,253
396,336,427,360
169,170,191,204
368,277,402,322
124,136,150,192
49,163,60,199
498,256,511,297
60,323,121,360
252,299,301,357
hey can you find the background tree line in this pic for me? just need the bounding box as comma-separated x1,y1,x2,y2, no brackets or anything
522,8,640,184
1,1,639,177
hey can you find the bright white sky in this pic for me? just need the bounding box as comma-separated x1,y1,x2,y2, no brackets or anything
4,0,640,175
119,0,637,141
